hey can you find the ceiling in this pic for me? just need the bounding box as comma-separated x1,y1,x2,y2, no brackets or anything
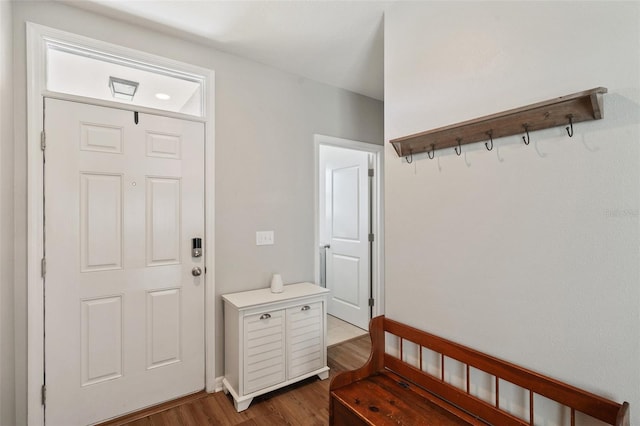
65,1,392,101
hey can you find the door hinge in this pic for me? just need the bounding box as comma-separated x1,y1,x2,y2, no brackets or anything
41,258,46,278
368,298,375,307
41,384,46,405
40,131,46,151
368,168,374,177
368,233,374,242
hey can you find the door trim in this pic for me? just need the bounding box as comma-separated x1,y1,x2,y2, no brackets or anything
26,23,216,425
313,134,385,323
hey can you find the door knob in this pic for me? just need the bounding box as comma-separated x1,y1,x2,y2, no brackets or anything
192,267,202,277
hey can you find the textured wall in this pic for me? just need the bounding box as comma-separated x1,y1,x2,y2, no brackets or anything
384,1,639,422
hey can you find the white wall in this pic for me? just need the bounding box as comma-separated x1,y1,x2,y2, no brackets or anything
385,1,639,423
11,1,383,424
0,1,15,425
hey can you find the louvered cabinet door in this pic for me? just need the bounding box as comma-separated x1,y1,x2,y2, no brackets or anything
243,309,286,394
286,302,324,379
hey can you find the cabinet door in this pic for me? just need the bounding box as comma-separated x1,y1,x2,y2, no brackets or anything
286,302,324,379
243,309,286,394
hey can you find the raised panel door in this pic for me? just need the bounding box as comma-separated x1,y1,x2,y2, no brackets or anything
320,146,371,330
45,99,205,425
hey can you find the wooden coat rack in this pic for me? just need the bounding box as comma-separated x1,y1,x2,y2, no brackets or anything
390,87,607,161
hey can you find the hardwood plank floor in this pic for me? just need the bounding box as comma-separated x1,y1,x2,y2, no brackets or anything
105,334,371,426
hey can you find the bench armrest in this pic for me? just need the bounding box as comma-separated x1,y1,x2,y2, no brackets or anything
617,401,630,426
330,316,385,391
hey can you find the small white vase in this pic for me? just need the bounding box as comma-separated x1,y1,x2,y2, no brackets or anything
270,273,283,293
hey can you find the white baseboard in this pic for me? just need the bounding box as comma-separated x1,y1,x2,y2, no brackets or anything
213,376,225,393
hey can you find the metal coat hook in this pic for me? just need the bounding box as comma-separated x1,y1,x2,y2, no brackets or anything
566,115,574,137
454,138,462,156
522,124,530,145
427,144,435,160
485,131,494,151
405,150,413,164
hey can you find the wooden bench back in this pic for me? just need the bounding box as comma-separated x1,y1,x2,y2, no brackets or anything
371,316,629,426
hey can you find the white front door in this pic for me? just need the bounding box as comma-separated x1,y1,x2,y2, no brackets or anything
44,98,205,425
319,145,370,330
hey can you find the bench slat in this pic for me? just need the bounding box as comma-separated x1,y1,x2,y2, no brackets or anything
385,355,527,426
332,371,479,426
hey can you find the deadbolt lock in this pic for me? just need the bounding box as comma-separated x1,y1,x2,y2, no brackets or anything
192,238,202,258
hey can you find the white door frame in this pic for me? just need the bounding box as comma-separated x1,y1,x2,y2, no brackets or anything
26,23,216,425
313,134,385,324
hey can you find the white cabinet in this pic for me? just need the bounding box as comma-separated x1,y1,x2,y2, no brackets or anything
222,282,330,412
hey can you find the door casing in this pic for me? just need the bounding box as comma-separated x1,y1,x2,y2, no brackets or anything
313,134,385,324
26,23,216,425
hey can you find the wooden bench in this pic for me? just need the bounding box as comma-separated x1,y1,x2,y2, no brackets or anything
330,316,630,426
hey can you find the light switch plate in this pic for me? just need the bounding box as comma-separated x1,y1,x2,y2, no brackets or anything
256,230,274,246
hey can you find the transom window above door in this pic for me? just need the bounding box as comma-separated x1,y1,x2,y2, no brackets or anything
45,41,204,117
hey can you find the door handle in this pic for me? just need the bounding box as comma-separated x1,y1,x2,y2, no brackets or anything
320,245,330,288
192,267,202,277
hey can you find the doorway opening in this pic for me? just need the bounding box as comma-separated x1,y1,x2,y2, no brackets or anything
314,135,384,334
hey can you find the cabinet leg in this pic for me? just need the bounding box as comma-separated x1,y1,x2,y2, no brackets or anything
318,370,329,380
234,397,253,412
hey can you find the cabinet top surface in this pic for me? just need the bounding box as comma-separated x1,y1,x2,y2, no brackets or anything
222,282,330,309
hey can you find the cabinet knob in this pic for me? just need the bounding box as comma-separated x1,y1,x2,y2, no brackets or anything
259,313,271,320
301,305,311,311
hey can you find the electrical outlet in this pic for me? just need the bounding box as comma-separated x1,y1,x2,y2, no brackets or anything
256,231,275,246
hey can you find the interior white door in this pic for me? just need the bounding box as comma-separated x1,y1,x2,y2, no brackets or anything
44,98,205,425
319,146,370,330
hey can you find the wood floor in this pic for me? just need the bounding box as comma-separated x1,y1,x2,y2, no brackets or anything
102,334,371,426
